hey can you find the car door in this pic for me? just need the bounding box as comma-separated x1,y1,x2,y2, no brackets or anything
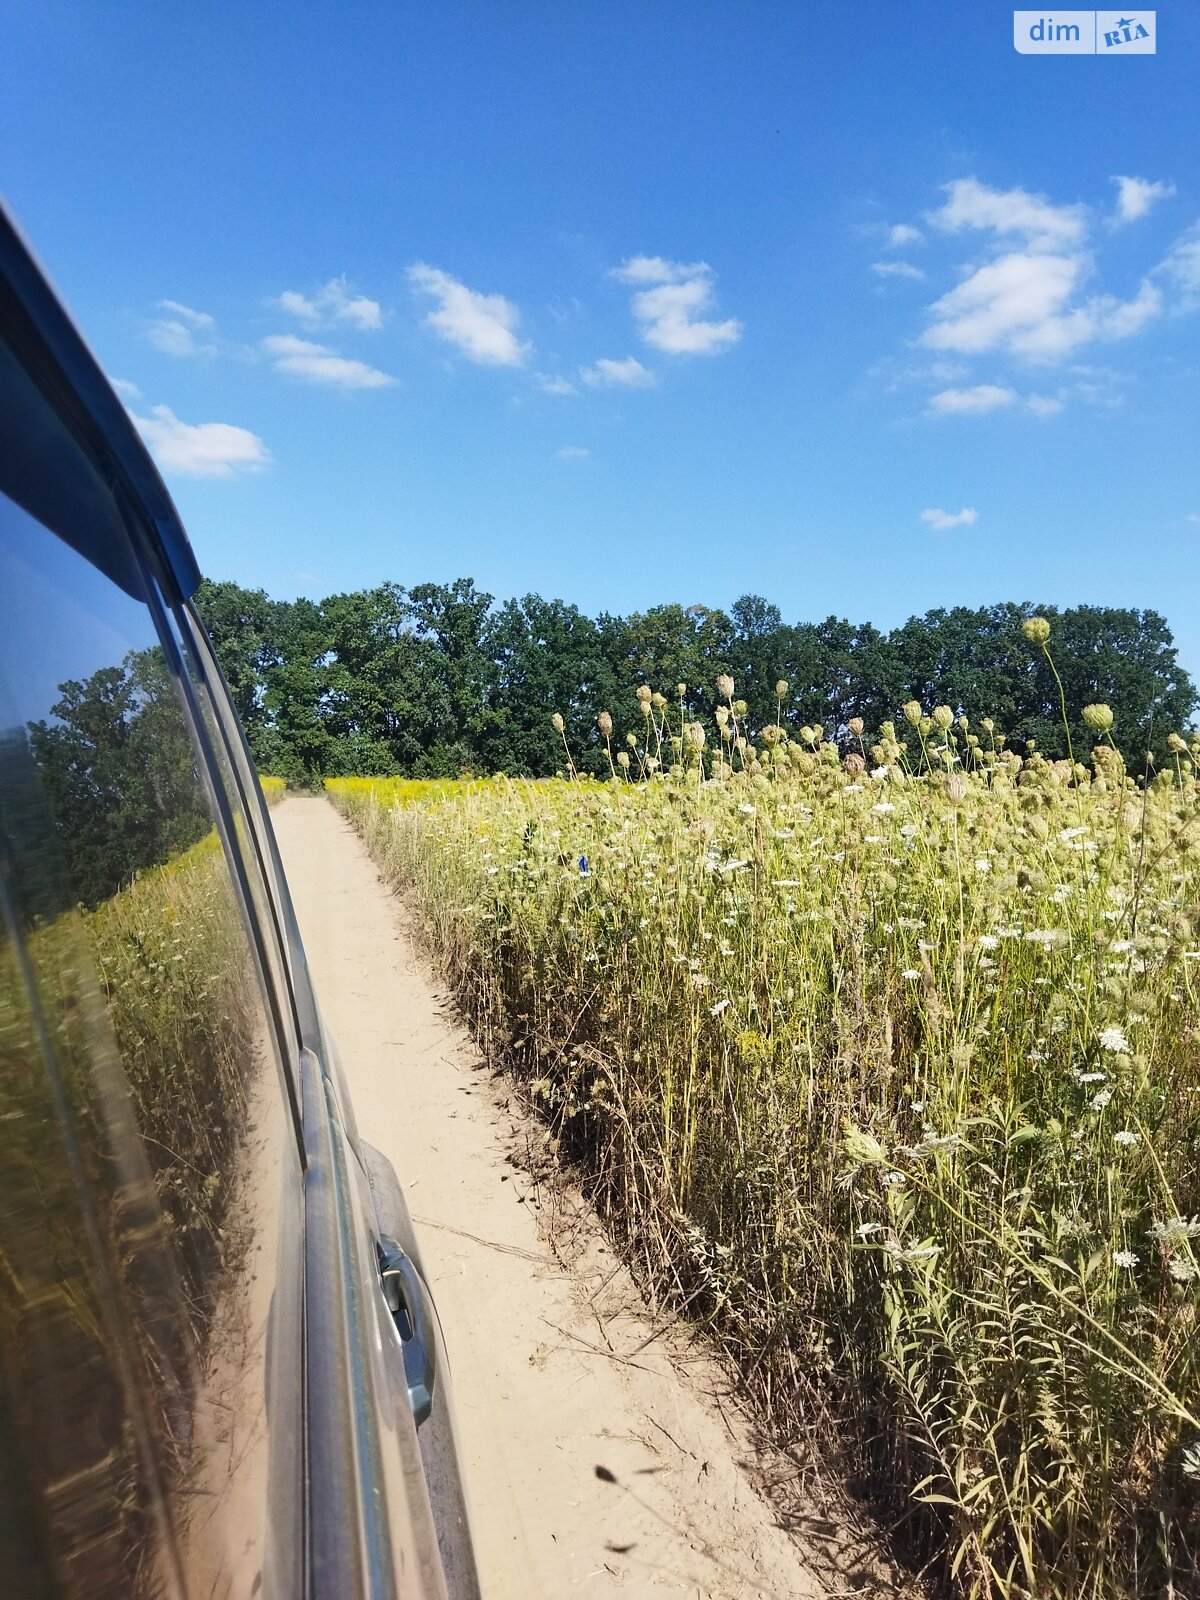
0,204,479,1600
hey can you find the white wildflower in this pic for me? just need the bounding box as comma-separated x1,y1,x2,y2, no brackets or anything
1092,1088,1113,1110
1113,1250,1139,1270
872,802,896,815
1099,1025,1131,1054
855,1222,884,1239
902,969,921,981
709,998,731,1017
1149,1217,1200,1244
1169,1257,1200,1283
1113,1129,1141,1147
977,934,999,951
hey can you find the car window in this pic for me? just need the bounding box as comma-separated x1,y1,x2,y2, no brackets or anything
0,401,300,1595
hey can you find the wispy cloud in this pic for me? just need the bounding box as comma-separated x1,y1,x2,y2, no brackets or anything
261,334,396,389
408,264,530,366
580,356,655,389
556,445,590,460
611,255,742,356
922,249,1161,360
276,277,383,330
129,404,271,478
912,178,1170,362
927,384,1017,416
536,373,578,396
158,300,216,330
920,506,978,531
108,376,141,400
871,261,924,281
1111,175,1175,227
148,300,217,357
1026,393,1065,417
887,223,923,248
1159,222,1200,307
927,178,1087,251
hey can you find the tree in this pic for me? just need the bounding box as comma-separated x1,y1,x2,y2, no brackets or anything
28,648,210,906
482,595,618,776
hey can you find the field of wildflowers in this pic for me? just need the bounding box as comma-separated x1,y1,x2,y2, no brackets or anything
329,627,1200,1599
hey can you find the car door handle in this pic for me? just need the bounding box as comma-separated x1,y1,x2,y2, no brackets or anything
378,1238,435,1426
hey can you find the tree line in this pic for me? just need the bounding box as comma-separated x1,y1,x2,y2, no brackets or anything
193,578,1198,783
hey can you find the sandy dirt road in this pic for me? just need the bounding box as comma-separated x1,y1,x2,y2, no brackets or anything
273,797,854,1600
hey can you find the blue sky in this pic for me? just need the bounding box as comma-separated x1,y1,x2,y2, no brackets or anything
3,3,1199,684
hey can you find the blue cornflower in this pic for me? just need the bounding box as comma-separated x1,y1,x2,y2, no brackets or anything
579,855,590,876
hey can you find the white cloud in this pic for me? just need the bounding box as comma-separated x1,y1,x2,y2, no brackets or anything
556,445,590,460
888,223,923,248
1186,512,1200,526
1026,393,1065,417
872,261,925,281
920,506,978,531
1159,222,1200,305
108,376,141,400
261,334,396,389
927,384,1018,416
157,300,216,330
276,278,383,330
579,356,655,388
1111,175,1175,226
407,263,530,366
921,252,1160,360
927,178,1087,250
610,255,709,285
148,318,216,358
536,373,579,396
612,255,742,356
129,404,271,478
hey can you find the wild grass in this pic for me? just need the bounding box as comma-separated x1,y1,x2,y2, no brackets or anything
328,680,1200,1598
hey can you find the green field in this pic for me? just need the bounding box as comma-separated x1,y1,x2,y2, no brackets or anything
328,705,1200,1599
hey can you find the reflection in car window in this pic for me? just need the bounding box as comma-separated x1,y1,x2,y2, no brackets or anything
0,473,295,1592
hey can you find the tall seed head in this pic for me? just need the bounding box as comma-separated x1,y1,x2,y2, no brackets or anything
1082,703,1114,732
625,731,638,748
734,700,748,717
1022,616,1051,644
716,673,735,701
652,691,667,709
598,711,613,738
617,750,631,770
944,773,969,806
933,705,954,731
636,684,652,704
551,712,565,734
676,683,687,699
848,716,864,737
902,700,923,726
775,679,789,698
